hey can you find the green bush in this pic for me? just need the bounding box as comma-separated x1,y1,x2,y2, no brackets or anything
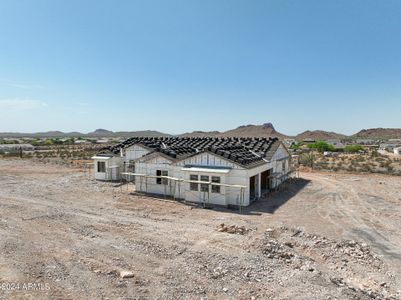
344,145,364,153
44,139,53,146
308,141,336,153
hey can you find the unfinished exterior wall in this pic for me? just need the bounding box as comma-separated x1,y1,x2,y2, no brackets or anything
125,144,150,162
135,154,176,196
133,147,290,207
95,140,291,207
271,144,291,186
176,152,241,169
93,156,124,181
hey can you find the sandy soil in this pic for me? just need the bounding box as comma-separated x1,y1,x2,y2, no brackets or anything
0,159,401,300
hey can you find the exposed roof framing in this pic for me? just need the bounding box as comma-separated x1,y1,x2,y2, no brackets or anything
103,136,282,168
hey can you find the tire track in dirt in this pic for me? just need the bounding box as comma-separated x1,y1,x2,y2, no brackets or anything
305,173,401,263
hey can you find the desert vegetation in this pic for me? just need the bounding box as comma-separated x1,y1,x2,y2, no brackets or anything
0,144,109,164
298,152,401,175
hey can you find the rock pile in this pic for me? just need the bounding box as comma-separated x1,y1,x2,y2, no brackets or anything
253,226,398,299
261,239,295,260
216,223,248,235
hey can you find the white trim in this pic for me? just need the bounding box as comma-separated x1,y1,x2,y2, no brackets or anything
92,156,112,160
181,166,231,174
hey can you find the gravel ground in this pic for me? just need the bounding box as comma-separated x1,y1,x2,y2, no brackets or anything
0,159,401,299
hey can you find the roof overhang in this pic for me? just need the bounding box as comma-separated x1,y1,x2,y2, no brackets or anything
91,156,113,160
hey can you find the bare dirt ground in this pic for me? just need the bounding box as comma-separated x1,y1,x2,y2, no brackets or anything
1,159,401,300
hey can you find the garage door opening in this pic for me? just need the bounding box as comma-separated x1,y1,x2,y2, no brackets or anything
250,175,256,202
261,169,272,193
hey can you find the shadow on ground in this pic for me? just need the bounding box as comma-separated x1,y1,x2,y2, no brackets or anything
122,178,311,216
222,177,311,216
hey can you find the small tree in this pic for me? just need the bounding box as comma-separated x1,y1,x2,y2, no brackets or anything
308,141,336,153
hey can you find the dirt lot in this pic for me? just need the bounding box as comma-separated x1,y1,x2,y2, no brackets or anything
1,159,401,300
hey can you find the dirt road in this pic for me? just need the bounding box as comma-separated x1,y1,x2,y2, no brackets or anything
0,159,400,299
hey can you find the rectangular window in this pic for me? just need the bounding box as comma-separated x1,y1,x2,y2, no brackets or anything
190,174,198,191
211,176,221,194
200,175,209,192
156,170,161,184
282,161,286,172
97,161,106,173
161,170,168,185
156,170,168,185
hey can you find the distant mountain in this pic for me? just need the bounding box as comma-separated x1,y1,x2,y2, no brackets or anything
0,131,67,138
113,130,170,137
353,128,401,140
86,129,170,138
26,131,66,137
219,123,287,139
296,130,347,141
66,131,83,137
180,131,221,137
0,129,170,138
87,129,114,136
1,124,401,140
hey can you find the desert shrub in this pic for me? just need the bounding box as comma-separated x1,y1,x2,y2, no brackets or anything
370,149,379,157
44,139,53,146
347,165,356,172
360,163,372,172
0,139,20,144
299,153,316,168
344,145,364,153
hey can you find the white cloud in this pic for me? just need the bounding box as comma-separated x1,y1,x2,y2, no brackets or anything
0,79,46,90
0,99,48,110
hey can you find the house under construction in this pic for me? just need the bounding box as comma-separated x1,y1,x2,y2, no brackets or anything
92,136,291,207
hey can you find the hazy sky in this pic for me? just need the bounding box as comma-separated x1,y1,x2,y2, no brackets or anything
0,0,400,135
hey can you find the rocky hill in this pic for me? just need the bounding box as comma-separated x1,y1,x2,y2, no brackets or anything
86,129,170,138
353,128,401,140
219,123,287,139
296,130,347,141
180,131,220,137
